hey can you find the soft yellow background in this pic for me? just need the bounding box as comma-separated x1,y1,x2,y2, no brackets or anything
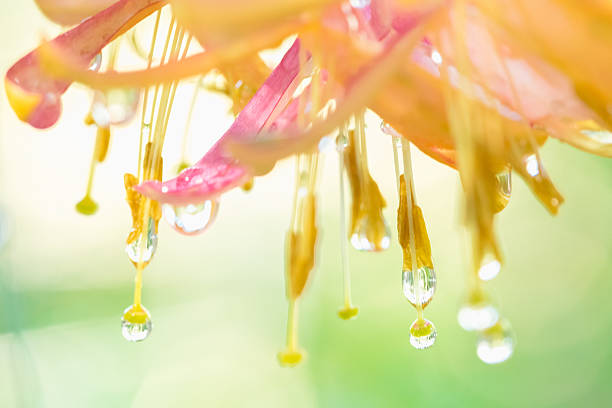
1,3,611,407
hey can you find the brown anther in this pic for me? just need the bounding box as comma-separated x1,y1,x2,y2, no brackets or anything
286,192,318,300
397,176,433,270
94,126,111,163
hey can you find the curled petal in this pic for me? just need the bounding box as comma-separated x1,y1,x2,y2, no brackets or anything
6,0,164,128
135,39,307,205
35,0,117,26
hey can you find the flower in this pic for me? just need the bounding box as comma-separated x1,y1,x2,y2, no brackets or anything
4,0,612,365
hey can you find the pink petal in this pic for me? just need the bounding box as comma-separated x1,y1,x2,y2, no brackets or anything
5,0,163,129
135,39,308,205
35,0,118,26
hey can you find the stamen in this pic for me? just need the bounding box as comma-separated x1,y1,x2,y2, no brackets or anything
344,113,390,252
177,75,204,173
336,126,358,321
278,153,320,366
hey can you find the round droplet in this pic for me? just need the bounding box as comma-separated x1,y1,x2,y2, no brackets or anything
476,319,514,364
88,53,102,72
409,318,437,350
350,0,371,9
478,253,501,281
126,219,158,265
163,200,219,236
121,304,152,342
458,292,499,331
402,266,436,308
91,88,140,127
335,133,348,151
350,214,391,252
277,349,303,367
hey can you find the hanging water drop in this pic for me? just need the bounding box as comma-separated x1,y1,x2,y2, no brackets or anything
126,218,158,265
409,318,437,350
402,266,436,308
350,214,391,252
91,88,140,127
476,319,514,364
478,252,501,281
88,53,102,72
121,304,152,342
163,200,219,235
457,292,499,331
493,168,512,213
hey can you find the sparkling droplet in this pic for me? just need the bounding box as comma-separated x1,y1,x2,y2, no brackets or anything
349,0,371,8
496,169,512,197
336,133,348,151
163,200,219,235
126,218,158,265
478,253,501,281
525,154,540,177
476,319,514,364
458,292,499,331
409,318,437,350
91,88,140,127
350,214,391,252
402,266,436,308
88,53,102,72
121,304,152,342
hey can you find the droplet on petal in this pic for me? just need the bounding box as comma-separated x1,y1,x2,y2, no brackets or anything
121,304,152,342
476,319,514,364
478,252,501,281
409,318,437,350
163,200,219,235
126,218,158,265
402,266,436,308
91,88,140,127
458,292,499,331
88,53,102,72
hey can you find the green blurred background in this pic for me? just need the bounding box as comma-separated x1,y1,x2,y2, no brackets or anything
1,3,611,407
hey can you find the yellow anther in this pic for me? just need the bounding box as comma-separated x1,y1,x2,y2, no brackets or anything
94,126,111,163
241,178,254,192
122,303,149,324
397,176,433,271
75,195,98,215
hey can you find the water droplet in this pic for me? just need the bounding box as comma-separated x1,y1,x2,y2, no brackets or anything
525,154,540,177
350,214,391,252
121,304,152,342
496,169,512,198
126,218,158,265
350,0,371,8
431,50,443,65
88,53,102,72
476,319,514,364
91,88,140,127
409,318,437,350
458,293,499,331
163,200,219,235
478,253,501,281
336,133,348,151
402,266,436,308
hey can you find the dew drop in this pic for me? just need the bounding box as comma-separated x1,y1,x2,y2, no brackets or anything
478,253,501,281
88,53,102,72
476,319,514,364
458,293,499,331
350,0,371,8
409,318,437,350
402,266,436,308
121,304,152,342
91,88,140,127
350,214,391,252
496,169,512,198
163,200,219,235
126,218,158,265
